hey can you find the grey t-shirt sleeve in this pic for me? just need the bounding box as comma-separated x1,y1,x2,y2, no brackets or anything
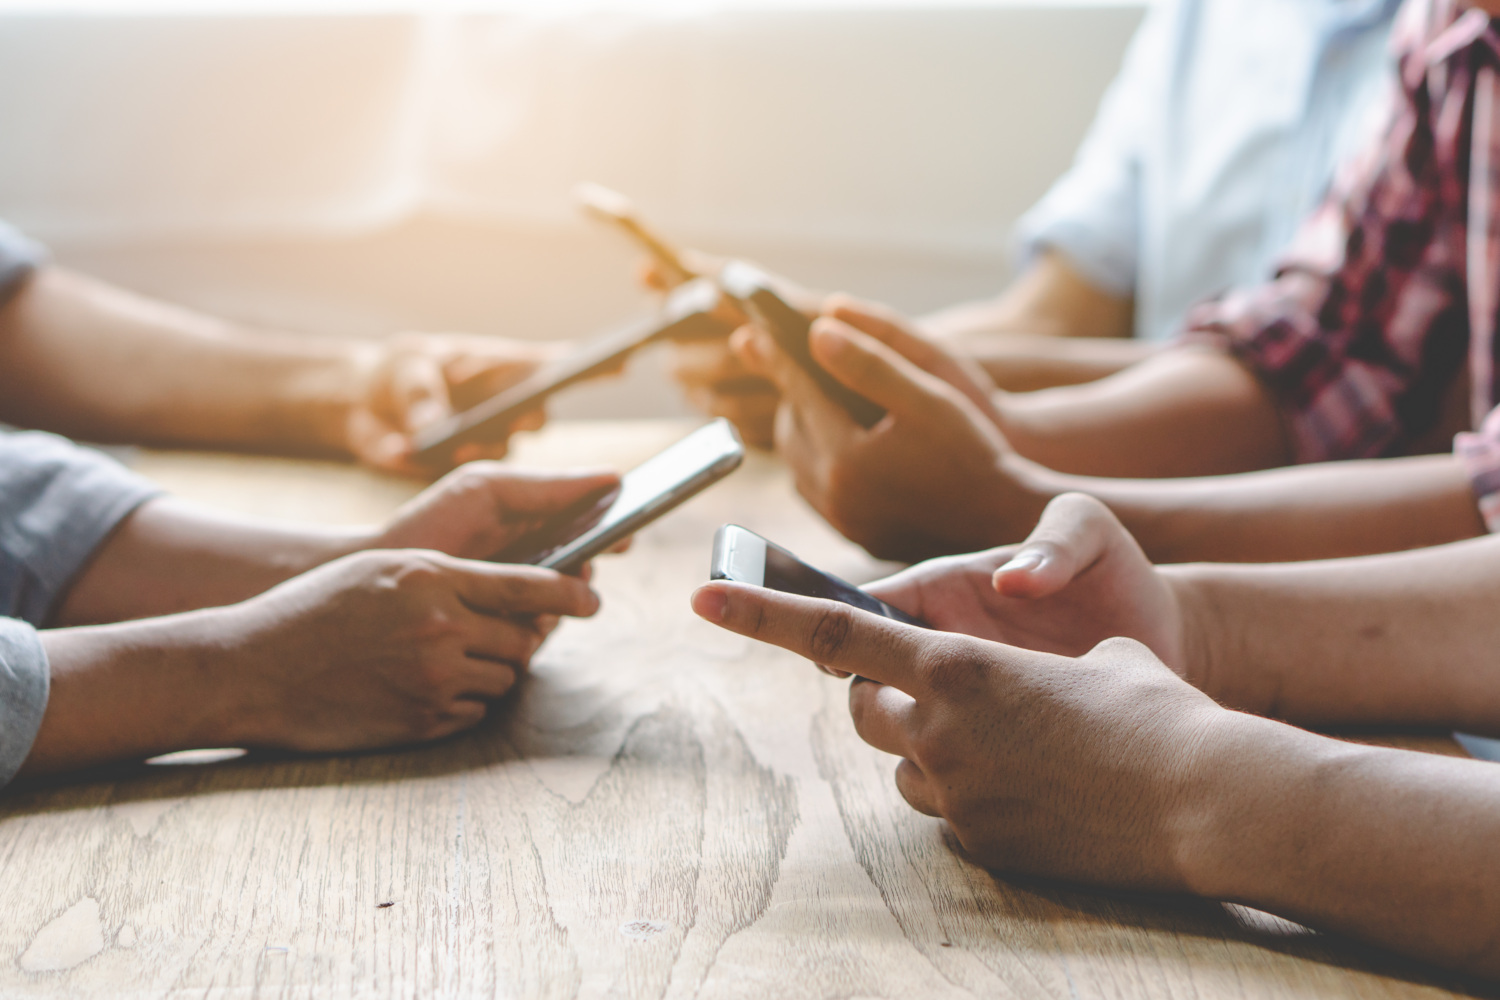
0,431,161,788
0,219,46,308
0,618,48,788
0,431,162,626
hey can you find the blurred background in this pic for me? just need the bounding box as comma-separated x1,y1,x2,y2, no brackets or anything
0,0,1142,418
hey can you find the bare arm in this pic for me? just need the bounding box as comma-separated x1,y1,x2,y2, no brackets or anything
921,250,1135,342
0,268,551,471
990,345,1292,476
0,268,364,454
962,333,1158,392
1172,532,1500,730
52,465,617,626
1027,452,1486,563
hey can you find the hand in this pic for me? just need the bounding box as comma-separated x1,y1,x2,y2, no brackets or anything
865,493,1190,677
823,296,1002,424
640,250,826,450
669,339,780,449
689,580,1227,889
346,332,563,475
222,548,602,752
736,308,1045,561
372,463,621,564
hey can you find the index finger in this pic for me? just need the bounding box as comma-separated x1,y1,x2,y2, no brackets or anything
691,581,933,699
736,325,863,457
447,558,601,618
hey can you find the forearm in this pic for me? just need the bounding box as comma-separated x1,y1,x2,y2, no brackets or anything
1168,532,1500,728
0,268,365,455
919,250,1134,343
22,608,252,776
1183,715,1500,977
1024,453,1483,564
962,334,1158,392
54,497,368,626
994,347,1292,477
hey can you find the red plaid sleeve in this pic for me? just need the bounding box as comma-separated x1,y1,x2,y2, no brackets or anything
1180,4,1472,464
1456,405,1500,533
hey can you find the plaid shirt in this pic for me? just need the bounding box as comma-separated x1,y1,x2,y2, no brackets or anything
1183,0,1500,531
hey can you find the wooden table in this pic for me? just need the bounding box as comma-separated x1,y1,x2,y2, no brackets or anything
0,420,1481,999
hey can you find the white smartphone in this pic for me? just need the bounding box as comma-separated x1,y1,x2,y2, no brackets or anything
495,419,745,574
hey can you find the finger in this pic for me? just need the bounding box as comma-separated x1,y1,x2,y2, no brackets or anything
441,464,620,518
453,441,510,465
847,678,919,758
423,700,490,742
638,258,675,292
671,339,748,387
808,318,952,416
892,757,942,818
390,354,455,434
991,493,1125,599
690,581,932,697
738,325,863,459
824,295,947,372
458,613,546,669
450,560,601,618
454,659,521,700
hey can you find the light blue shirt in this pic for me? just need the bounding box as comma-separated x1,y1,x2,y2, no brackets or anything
1018,0,1402,342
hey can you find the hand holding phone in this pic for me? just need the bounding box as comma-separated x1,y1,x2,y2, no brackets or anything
718,262,887,429
412,280,730,465
493,420,745,574
710,524,925,627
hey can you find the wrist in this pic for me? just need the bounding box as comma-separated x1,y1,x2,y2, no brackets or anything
274,339,370,458
1168,711,1351,906
1159,565,1219,696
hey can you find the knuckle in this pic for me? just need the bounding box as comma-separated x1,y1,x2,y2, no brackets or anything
806,605,855,664
912,637,979,693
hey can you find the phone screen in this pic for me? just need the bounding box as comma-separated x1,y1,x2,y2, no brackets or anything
498,420,744,572
711,524,925,627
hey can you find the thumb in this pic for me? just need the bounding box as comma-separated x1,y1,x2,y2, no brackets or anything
991,493,1123,599
808,318,952,416
824,295,946,371
468,466,622,517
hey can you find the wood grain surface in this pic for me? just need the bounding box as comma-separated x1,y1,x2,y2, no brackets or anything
0,420,1484,999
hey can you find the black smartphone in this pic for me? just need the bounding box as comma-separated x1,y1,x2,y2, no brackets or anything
717,261,886,429
412,278,732,465
709,524,926,627
495,419,745,574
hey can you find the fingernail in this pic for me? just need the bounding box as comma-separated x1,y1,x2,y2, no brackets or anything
691,586,728,623
997,550,1045,574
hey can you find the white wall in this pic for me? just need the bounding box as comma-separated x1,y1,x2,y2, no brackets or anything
0,3,1144,417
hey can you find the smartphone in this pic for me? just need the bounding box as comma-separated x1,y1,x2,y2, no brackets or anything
412,278,730,464
494,419,745,574
575,182,697,288
717,262,886,429
709,524,926,627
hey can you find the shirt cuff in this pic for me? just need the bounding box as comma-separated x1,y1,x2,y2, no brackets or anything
0,617,49,788
1455,405,1500,534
